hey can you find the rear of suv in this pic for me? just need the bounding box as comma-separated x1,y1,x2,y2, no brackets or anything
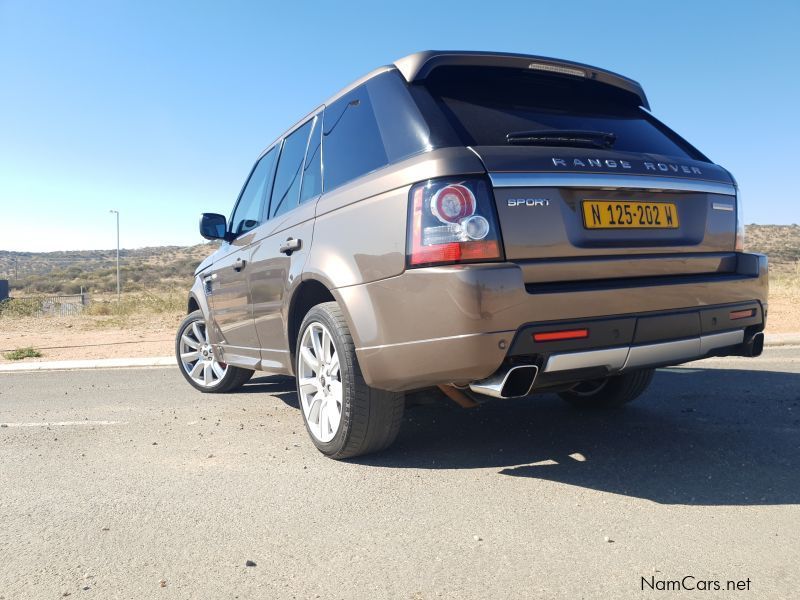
177,51,768,459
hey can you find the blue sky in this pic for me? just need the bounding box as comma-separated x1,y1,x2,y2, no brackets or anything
1,0,798,251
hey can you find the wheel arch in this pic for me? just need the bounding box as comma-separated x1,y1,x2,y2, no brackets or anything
286,278,336,364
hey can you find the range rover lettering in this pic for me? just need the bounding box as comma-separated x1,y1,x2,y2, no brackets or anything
176,51,768,459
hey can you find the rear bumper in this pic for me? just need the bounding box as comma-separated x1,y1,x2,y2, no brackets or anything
334,253,768,391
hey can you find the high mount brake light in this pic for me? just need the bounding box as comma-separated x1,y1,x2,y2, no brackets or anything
407,179,503,267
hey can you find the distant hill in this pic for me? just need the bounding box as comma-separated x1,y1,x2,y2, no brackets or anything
745,224,800,270
0,243,219,294
0,224,796,294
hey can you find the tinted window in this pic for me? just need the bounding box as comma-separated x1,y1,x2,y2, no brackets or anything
323,86,387,191
318,72,435,193
367,70,433,162
419,66,702,160
269,120,313,219
230,148,276,236
299,114,322,203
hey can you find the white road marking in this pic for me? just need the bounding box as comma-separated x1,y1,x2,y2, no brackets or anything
0,357,174,372
0,420,125,427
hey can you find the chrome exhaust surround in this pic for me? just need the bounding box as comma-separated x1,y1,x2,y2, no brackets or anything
468,364,539,399
733,332,764,357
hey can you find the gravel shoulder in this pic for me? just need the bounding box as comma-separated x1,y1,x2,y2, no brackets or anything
1,349,798,599
0,312,179,363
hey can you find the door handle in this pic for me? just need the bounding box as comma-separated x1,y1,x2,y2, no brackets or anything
279,237,302,255
233,257,247,272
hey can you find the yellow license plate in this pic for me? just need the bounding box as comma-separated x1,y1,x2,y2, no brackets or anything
582,200,679,229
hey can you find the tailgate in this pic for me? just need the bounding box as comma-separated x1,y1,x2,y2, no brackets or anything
473,147,739,279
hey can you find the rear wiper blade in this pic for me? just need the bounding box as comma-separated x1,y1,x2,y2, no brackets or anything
506,129,616,149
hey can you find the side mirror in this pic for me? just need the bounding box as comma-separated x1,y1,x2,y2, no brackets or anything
199,213,229,241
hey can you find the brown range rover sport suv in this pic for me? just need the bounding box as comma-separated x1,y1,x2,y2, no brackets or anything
176,51,768,459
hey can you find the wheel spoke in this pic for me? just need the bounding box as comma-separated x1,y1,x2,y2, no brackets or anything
211,361,225,379
203,363,213,385
311,327,323,365
300,347,319,373
181,350,200,362
318,397,330,438
189,361,204,380
308,393,322,423
299,377,318,393
182,335,200,350
329,380,342,401
192,322,204,344
325,396,341,435
328,352,340,378
322,328,332,364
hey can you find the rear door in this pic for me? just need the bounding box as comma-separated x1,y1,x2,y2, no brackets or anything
206,148,277,367
249,116,320,371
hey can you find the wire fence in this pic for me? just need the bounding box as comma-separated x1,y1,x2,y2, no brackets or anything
0,293,90,317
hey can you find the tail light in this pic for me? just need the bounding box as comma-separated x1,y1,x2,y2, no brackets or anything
407,178,503,267
735,191,745,252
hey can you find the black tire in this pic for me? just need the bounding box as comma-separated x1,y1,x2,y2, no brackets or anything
558,368,654,409
296,301,404,459
175,310,253,393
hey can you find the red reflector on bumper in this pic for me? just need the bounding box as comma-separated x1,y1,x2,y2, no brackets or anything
533,329,589,342
729,309,755,320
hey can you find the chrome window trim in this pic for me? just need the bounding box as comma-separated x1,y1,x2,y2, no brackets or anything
488,172,736,196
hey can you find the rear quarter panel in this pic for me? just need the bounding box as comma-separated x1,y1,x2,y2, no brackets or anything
304,147,485,289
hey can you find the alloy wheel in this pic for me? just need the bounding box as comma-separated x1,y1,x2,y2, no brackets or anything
297,322,343,443
178,318,228,388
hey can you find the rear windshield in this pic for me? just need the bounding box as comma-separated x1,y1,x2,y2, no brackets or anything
416,66,705,161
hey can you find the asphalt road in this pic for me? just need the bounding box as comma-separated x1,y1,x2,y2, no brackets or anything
1,348,798,599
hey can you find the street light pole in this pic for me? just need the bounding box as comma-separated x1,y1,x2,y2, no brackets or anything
109,210,120,301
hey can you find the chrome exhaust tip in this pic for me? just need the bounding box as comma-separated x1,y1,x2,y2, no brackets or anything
468,365,538,399
729,331,764,357
747,332,764,357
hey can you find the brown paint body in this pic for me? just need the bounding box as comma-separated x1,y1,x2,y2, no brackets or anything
188,52,768,392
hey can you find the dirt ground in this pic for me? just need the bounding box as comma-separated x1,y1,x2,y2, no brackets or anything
1,286,798,364
0,312,181,363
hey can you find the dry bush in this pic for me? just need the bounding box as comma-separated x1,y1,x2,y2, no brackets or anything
3,347,42,360
86,291,185,318
770,272,800,299
0,299,41,318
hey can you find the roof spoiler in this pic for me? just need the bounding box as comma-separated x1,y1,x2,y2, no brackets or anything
393,50,650,110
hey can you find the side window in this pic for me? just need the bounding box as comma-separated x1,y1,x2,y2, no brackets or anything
269,120,313,219
230,148,276,236
367,70,433,163
299,114,322,203
322,86,388,192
